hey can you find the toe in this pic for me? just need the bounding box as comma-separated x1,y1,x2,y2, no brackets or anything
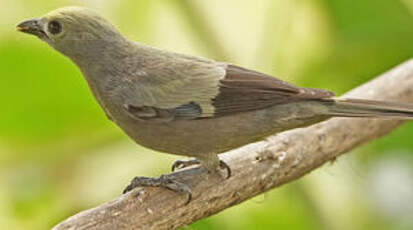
171,159,200,172
123,175,193,205
171,160,184,171
219,160,231,179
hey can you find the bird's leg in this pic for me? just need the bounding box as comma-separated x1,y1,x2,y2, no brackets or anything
123,174,192,204
200,153,232,179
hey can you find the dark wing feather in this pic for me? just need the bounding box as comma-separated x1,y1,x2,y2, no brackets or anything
212,65,334,116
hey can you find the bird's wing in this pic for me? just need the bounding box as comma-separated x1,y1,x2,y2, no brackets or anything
122,61,334,122
212,65,334,116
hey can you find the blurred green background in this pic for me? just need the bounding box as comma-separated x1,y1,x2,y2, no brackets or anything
1,0,413,229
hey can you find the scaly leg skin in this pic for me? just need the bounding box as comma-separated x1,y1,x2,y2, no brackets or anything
172,154,231,179
123,174,192,204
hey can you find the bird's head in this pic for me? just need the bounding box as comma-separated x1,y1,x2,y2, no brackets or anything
17,7,126,59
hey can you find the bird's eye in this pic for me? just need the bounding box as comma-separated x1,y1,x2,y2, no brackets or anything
48,20,62,35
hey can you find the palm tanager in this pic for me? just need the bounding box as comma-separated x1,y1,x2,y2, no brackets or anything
17,7,413,203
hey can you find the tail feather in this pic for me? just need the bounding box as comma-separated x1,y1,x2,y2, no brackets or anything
322,98,413,119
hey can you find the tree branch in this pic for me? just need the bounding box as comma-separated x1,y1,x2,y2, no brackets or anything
53,59,413,230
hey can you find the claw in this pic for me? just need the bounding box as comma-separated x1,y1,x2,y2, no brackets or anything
123,175,192,205
219,160,231,179
171,160,185,171
184,192,192,205
123,182,136,194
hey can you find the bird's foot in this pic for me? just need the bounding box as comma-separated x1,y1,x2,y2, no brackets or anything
171,158,200,171
123,174,192,204
171,158,231,179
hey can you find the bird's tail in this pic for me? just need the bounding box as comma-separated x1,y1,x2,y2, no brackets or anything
321,98,413,119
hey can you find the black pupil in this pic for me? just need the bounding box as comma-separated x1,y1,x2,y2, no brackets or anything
48,21,62,35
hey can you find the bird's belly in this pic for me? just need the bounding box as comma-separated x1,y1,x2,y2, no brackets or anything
129,117,276,156
117,101,330,157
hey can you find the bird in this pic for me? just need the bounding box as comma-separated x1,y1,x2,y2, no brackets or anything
17,6,413,203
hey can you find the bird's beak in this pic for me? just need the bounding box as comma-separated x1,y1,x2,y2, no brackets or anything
16,18,47,38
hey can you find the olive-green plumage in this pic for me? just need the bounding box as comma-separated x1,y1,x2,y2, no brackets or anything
17,7,413,179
